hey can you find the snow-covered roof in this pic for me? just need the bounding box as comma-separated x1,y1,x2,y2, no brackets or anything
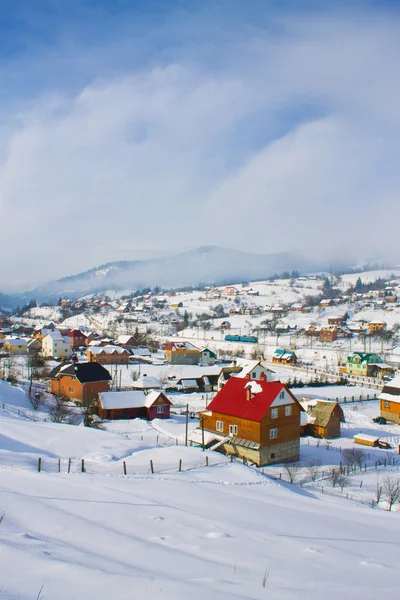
98,390,167,409
132,375,163,389
89,345,128,355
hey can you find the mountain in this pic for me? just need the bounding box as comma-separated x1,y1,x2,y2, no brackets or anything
23,246,341,302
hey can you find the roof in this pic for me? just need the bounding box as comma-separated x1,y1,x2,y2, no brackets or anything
98,390,170,410
206,377,300,422
380,376,400,404
164,341,201,352
89,345,128,355
132,375,163,389
47,362,112,383
300,399,344,427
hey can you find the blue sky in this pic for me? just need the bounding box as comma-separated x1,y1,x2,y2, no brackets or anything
1,0,400,290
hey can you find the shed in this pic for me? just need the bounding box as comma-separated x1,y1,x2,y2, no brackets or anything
97,390,171,420
353,433,379,447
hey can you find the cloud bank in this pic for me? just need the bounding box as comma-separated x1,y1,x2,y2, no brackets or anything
0,2,400,290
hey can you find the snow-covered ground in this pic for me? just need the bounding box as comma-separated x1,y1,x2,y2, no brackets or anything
1,381,400,598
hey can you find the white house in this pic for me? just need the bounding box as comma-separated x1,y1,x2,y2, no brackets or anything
41,330,72,359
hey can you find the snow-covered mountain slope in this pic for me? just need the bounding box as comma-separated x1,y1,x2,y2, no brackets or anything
27,246,340,300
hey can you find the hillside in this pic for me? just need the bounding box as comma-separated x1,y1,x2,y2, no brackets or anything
25,246,342,301
1,379,400,599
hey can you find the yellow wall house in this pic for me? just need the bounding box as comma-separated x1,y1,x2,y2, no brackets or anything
380,376,400,424
164,341,201,365
369,320,387,334
4,338,28,355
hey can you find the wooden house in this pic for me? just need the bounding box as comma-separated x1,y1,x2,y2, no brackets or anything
380,376,400,424
201,377,303,466
97,390,171,420
87,345,130,365
272,349,297,365
67,329,87,349
300,399,345,438
48,362,112,404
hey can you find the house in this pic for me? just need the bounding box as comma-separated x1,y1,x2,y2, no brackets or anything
220,321,231,330
380,376,400,424
87,345,130,365
201,377,303,466
345,352,393,378
66,329,87,349
97,390,171,420
130,347,152,363
132,375,163,390
369,320,387,334
299,399,345,438
200,347,217,366
217,359,275,390
318,326,338,343
48,361,112,404
164,341,202,365
328,316,346,326
272,349,297,365
27,338,42,355
42,330,72,359
3,337,28,355
116,334,137,347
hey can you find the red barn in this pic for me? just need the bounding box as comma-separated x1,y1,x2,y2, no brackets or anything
97,390,172,420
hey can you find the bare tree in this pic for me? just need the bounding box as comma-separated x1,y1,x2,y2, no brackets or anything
48,395,71,423
28,390,45,411
342,448,365,470
305,459,321,482
376,477,383,504
383,476,400,511
338,474,349,492
283,462,300,484
329,467,341,487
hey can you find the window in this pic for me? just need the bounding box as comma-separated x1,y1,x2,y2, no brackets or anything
271,407,278,419
384,401,390,409
285,405,292,416
157,405,164,414
69,387,73,393
216,420,224,432
280,391,285,399
229,424,238,436
252,372,257,379
270,428,278,440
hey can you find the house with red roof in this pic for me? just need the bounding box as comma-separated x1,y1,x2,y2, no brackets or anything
202,377,303,466
67,329,87,349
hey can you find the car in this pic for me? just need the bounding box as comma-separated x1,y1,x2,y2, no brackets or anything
372,416,387,424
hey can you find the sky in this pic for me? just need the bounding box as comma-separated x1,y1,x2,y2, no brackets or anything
1,0,400,291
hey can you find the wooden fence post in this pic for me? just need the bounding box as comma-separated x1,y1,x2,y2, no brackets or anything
123,461,127,475
179,459,182,472
150,460,154,474
68,458,71,473
206,456,209,467
81,459,85,473
58,459,61,473
38,457,41,472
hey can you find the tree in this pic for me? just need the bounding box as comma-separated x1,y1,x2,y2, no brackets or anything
283,462,300,484
342,448,365,470
48,395,71,423
383,476,400,511
376,477,383,504
355,277,363,291
338,474,349,492
28,391,45,411
329,467,341,487
305,459,321,482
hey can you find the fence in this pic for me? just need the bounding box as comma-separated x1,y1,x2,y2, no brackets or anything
0,452,223,477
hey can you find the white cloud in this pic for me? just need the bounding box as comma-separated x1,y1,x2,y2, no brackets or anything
1,6,400,290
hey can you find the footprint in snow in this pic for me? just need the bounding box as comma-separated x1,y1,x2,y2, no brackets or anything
205,531,232,539
304,547,321,553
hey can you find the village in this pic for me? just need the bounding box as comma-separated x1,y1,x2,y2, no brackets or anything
1,269,400,510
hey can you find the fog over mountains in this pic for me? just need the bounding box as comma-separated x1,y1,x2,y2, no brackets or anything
23,246,349,302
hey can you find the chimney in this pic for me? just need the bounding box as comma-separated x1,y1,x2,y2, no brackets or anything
246,388,251,401
232,358,237,367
